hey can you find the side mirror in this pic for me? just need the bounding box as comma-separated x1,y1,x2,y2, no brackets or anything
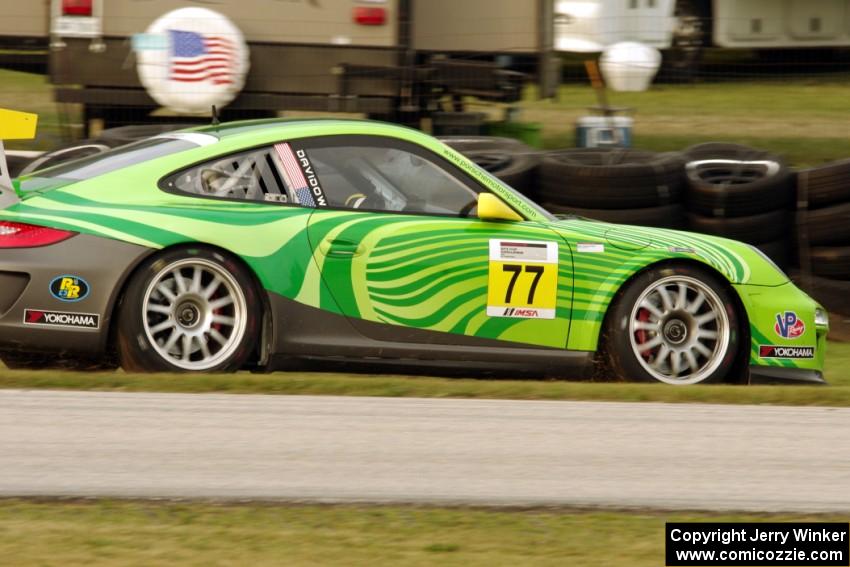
477,193,523,222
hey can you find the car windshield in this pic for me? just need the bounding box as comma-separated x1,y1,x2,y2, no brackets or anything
21,135,210,183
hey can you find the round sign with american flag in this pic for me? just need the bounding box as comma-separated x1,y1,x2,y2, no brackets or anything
135,7,250,115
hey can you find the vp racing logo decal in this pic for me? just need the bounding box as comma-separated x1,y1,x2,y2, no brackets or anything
49,275,90,302
759,345,815,359
774,311,805,339
23,309,100,330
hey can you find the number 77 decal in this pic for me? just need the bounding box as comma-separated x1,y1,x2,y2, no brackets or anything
486,239,558,319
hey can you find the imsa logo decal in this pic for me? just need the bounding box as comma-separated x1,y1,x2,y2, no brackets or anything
23,309,100,330
759,345,815,359
501,307,541,318
49,275,90,302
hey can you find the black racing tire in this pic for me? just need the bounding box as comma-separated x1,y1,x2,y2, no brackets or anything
18,140,111,176
96,123,197,148
461,149,540,196
686,210,787,244
683,142,795,217
603,264,741,385
755,239,792,271
810,246,850,280
802,202,850,246
538,148,686,209
543,202,686,229
799,159,850,209
116,247,261,373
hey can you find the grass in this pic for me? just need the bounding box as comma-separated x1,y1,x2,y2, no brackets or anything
511,77,850,166
0,499,844,567
0,341,847,407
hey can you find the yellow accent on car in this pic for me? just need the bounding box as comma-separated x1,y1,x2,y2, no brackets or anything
0,109,38,140
477,193,523,222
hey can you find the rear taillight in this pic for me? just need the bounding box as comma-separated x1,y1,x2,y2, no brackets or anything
353,6,386,25
62,0,93,17
0,221,76,248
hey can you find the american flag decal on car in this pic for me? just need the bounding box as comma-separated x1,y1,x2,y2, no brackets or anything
168,29,234,85
273,143,315,207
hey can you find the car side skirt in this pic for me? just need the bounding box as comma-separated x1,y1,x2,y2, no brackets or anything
749,365,826,385
265,292,594,377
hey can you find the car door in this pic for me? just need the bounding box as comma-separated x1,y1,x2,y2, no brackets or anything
295,134,574,350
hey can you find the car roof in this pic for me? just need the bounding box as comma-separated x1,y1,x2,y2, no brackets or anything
184,118,420,142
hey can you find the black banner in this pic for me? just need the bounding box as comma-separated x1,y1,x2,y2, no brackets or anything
666,523,849,566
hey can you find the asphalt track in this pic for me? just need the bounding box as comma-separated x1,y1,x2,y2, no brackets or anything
1,390,848,512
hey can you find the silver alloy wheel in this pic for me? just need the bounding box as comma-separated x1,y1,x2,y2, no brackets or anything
142,258,248,371
628,275,730,385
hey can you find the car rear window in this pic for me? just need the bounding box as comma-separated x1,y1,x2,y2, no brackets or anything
23,135,210,183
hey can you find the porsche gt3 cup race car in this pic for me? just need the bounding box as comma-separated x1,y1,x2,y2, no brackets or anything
0,118,829,384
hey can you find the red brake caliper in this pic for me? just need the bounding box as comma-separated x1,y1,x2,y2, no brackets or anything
635,308,653,360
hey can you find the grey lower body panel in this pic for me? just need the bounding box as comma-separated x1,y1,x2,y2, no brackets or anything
0,234,152,356
748,365,826,385
265,292,593,377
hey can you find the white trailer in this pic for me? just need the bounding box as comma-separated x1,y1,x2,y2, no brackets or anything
37,0,560,129
554,0,850,51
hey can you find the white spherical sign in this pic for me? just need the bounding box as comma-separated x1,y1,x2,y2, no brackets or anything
599,41,662,92
134,7,250,114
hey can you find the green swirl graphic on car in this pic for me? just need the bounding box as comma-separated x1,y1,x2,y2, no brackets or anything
0,119,827,383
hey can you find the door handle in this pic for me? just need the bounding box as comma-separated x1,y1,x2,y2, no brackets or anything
320,238,364,257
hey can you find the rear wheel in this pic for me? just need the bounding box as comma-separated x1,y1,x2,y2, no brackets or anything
117,248,260,372
605,265,740,385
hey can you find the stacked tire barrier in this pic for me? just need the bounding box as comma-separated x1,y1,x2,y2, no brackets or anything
792,160,850,327
797,160,850,280
537,149,687,229
682,143,796,269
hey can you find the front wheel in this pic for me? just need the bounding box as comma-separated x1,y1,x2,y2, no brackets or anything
116,248,260,372
604,265,740,385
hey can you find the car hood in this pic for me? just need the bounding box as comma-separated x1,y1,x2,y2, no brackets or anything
546,217,789,287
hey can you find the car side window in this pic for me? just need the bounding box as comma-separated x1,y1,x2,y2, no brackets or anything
297,141,482,216
163,146,299,205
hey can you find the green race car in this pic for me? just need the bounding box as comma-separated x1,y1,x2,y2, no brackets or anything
0,119,828,384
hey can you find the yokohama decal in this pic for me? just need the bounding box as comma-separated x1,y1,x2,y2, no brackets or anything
759,345,815,359
23,309,100,330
